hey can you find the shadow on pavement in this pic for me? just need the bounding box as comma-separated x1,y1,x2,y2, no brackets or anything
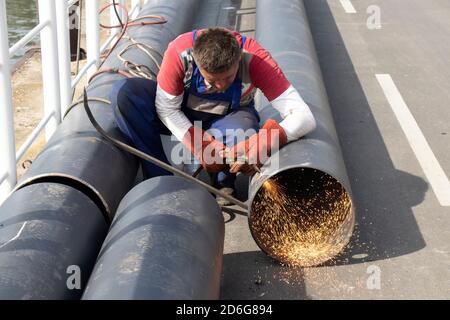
303,0,427,266
220,251,310,299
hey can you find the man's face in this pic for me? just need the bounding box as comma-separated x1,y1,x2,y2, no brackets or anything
198,61,240,92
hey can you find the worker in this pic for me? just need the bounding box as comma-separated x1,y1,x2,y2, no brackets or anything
110,27,316,205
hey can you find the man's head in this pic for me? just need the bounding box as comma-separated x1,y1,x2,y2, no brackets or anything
193,28,242,91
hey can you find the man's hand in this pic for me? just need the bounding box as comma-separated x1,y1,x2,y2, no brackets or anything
230,162,259,176
182,126,229,172
218,151,259,176
225,119,288,175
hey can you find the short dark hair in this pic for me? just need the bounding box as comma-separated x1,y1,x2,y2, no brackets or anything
193,28,241,73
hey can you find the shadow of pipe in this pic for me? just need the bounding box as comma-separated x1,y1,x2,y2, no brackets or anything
303,0,427,266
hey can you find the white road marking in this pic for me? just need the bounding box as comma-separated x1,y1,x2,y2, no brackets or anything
340,0,357,13
376,74,450,206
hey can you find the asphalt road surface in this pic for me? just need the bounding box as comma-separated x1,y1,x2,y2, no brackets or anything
208,0,450,299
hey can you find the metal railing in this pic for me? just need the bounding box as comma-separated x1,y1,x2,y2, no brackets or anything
0,0,142,204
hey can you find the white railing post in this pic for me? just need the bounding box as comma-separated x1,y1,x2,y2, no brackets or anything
38,0,61,141
119,0,126,21
110,0,120,38
55,0,72,118
0,0,17,203
131,0,141,19
110,0,126,28
86,0,100,79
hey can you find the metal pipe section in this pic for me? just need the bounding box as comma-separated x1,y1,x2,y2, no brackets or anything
82,176,224,300
14,0,202,220
94,0,201,79
0,0,17,203
130,0,141,19
16,94,138,221
85,0,100,79
55,0,73,117
0,182,108,299
8,21,48,58
38,0,62,141
109,1,120,39
15,127,137,222
15,112,54,162
248,0,355,267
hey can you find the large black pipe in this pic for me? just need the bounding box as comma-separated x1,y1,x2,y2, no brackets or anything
15,118,137,222
0,0,204,300
0,183,108,299
248,0,355,267
82,176,224,300
14,0,203,220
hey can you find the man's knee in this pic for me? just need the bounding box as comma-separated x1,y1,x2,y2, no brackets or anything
111,78,157,116
232,108,260,130
210,108,259,145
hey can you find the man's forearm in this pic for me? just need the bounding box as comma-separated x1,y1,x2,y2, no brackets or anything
270,85,317,142
155,84,192,141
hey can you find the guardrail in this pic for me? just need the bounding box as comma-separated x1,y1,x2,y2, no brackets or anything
0,0,142,204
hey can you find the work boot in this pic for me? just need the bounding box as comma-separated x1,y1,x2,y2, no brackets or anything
216,187,236,207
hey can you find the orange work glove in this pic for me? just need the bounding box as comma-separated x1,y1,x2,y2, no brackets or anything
228,119,288,175
182,126,229,172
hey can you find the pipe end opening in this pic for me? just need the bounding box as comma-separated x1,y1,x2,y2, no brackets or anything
250,168,354,267
16,175,111,224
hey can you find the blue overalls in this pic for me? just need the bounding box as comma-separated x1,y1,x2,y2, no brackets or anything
111,30,260,188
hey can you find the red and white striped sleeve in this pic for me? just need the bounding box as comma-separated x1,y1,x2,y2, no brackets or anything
156,33,193,141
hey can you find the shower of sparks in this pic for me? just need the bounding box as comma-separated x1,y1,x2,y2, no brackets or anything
250,169,353,267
